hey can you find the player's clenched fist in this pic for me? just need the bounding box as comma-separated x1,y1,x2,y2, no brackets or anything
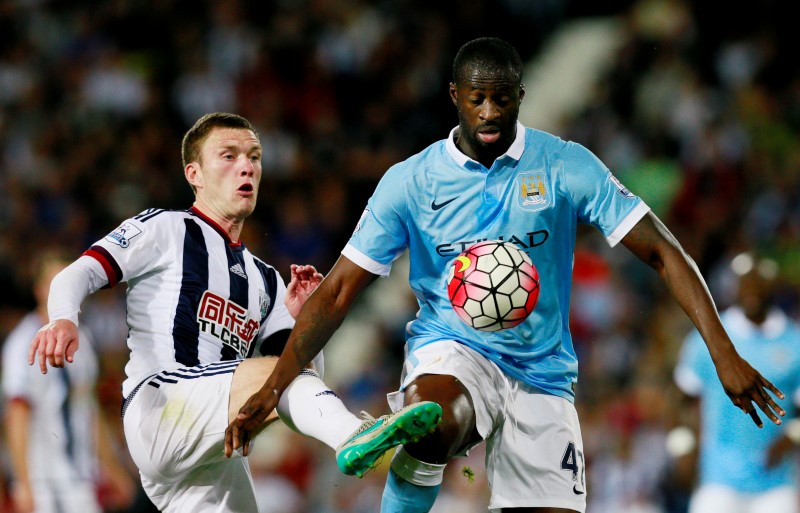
28,319,80,373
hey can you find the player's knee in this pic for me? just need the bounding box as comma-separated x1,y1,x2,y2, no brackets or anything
404,376,477,461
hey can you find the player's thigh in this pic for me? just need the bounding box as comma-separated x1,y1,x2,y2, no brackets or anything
392,340,508,443
689,484,743,513
229,355,280,424
486,391,586,513
229,352,324,424
123,361,242,482
141,458,258,513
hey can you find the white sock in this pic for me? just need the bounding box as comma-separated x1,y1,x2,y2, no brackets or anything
276,369,362,449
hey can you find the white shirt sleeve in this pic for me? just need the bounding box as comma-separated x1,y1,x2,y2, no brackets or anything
47,255,109,325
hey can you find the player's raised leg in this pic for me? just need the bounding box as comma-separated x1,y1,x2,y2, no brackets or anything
231,356,443,477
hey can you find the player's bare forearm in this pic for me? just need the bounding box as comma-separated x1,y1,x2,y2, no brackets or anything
265,256,377,394
622,211,785,426
267,287,350,391
225,257,376,457
622,212,732,358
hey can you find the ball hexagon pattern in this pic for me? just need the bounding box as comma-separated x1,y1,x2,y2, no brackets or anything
446,240,540,332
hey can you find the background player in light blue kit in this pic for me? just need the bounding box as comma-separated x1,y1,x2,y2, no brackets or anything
227,38,786,513
675,252,800,513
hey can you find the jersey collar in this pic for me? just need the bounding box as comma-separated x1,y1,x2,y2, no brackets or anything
726,305,788,339
189,206,244,249
446,121,526,168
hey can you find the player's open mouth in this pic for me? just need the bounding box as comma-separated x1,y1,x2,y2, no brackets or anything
478,129,500,144
238,184,254,194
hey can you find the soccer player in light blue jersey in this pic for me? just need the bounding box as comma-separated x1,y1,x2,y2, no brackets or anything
228,38,786,513
675,253,800,513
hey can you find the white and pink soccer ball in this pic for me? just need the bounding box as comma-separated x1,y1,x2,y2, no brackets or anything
447,240,540,332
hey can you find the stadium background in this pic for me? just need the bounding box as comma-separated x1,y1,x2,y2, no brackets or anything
0,0,797,511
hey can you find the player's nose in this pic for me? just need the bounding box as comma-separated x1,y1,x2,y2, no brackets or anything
239,155,255,175
479,100,500,120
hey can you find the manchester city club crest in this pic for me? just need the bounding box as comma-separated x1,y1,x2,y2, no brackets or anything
516,171,551,212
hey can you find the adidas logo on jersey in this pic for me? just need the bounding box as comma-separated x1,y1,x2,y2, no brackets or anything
229,263,247,279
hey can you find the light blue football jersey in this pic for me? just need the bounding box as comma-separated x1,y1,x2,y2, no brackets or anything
675,307,800,492
343,122,649,400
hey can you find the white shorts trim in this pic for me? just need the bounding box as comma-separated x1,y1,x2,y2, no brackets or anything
388,340,586,512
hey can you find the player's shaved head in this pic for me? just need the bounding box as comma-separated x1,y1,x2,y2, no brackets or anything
452,37,523,86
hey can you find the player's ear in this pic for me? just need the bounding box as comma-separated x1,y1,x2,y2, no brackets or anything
185,162,202,189
449,82,458,106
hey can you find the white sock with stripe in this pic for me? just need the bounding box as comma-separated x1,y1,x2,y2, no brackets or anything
276,369,362,449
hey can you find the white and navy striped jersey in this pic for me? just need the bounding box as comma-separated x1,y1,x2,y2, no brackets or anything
2,312,100,485
84,207,294,398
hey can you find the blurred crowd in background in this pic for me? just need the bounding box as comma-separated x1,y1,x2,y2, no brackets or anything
1,0,798,512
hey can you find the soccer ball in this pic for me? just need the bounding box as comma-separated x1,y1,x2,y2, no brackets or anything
447,240,540,332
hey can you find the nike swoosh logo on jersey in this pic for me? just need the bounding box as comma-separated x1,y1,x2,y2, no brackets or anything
431,197,459,211
573,485,585,495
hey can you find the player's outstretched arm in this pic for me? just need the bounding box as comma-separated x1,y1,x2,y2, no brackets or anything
621,211,785,427
224,256,377,456
28,319,80,374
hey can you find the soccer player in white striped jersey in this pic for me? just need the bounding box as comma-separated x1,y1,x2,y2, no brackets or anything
28,112,442,513
3,251,135,513
226,39,786,513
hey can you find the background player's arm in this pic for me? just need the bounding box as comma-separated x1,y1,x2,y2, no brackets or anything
225,255,377,455
5,398,35,513
621,211,785,426
95,406,136,509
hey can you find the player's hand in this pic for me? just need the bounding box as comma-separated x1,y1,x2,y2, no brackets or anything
285,264,324,318
715,352,785,427
224,386,280,458
28,319,80,374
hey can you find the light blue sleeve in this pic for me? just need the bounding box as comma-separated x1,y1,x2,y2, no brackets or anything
346,164,410,273
559,141,647,244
